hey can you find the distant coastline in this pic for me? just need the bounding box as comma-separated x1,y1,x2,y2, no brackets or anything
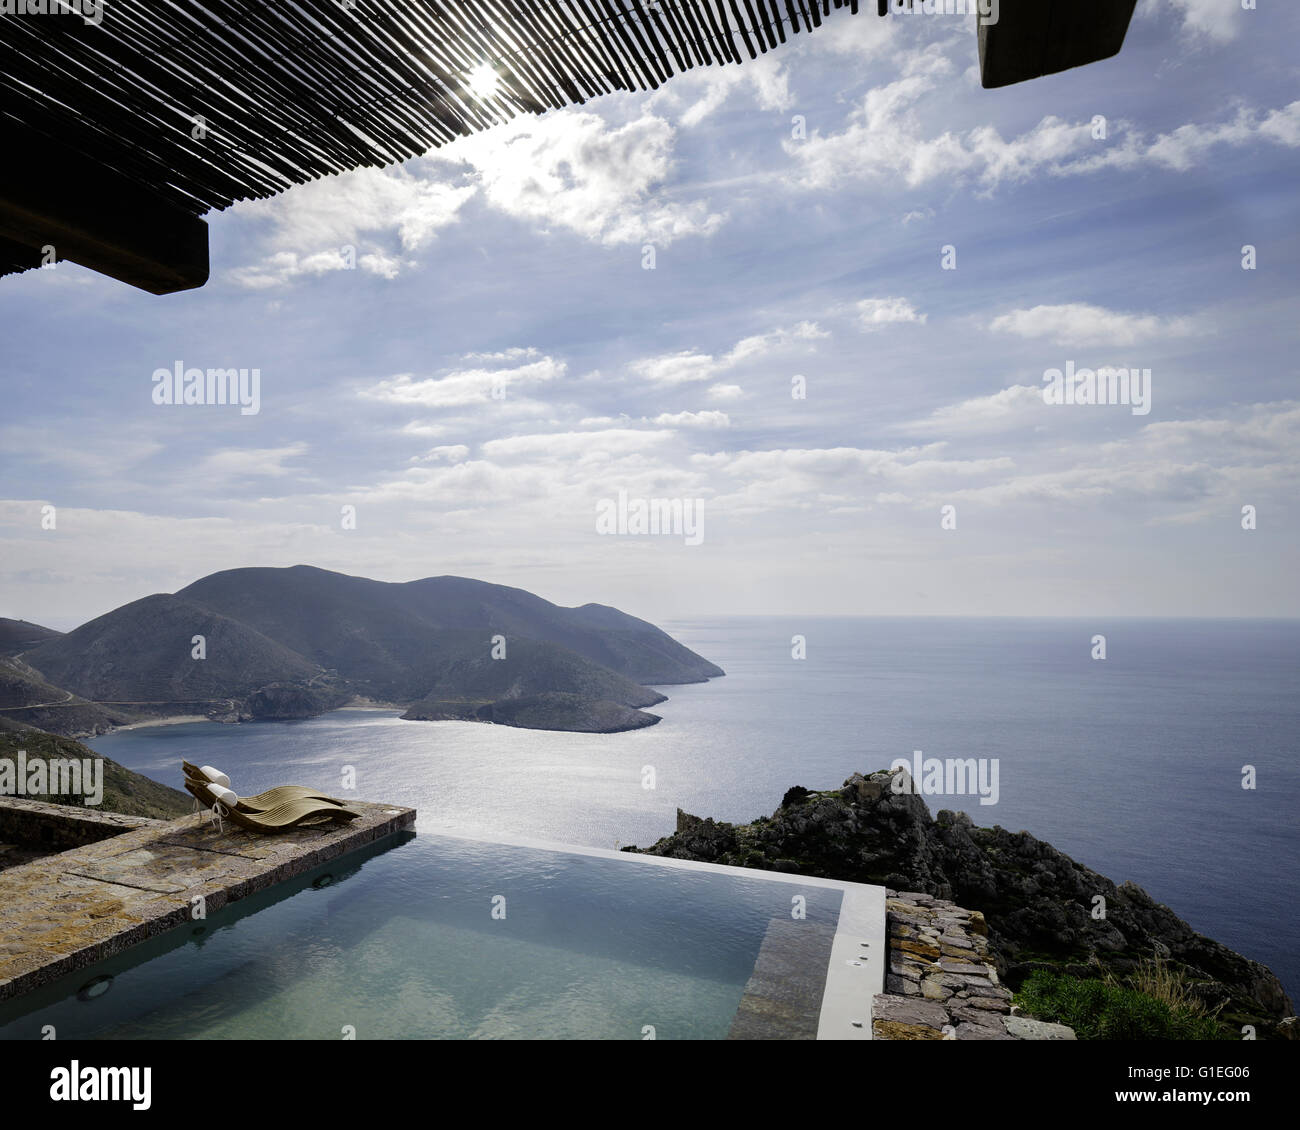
109,714,211,732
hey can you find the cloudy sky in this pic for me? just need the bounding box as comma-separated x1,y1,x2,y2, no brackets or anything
3,0,1298,629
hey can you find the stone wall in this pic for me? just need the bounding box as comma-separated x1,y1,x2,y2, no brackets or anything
873,889,1075,1041
0,796,166,854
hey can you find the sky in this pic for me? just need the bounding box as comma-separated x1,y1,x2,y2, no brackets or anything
2,0,1299,629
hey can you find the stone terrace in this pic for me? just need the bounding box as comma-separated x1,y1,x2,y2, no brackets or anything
0,796,167,874
873,889,1075,1041
0,797,415,1003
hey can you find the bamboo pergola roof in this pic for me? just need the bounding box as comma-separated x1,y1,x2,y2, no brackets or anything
0,1,1136,293
1,1,862,217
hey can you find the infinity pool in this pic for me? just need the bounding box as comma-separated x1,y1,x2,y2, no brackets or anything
0,832,877,1040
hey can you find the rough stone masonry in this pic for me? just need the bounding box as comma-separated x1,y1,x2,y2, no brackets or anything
874,889,1076,1041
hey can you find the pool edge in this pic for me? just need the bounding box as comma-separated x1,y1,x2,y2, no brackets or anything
0,800,416,1005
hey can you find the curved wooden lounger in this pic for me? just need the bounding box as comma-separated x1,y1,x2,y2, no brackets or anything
183,779,360,833
223,797,362,833
182,761,347,814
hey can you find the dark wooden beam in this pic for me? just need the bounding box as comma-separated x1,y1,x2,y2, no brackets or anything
0,122,209,295
979,0,1138,89
0,234,46,278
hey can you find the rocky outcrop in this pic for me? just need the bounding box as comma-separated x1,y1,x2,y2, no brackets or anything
245,682,353,721
632,768,1294,1037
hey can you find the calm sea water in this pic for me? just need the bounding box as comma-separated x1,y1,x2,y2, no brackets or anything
90,617,1300,1004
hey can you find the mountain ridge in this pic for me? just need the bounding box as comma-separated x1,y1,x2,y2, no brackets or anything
14,566,723,736
0,618,63,657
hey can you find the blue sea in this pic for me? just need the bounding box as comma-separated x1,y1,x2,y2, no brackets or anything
90,616,1300,1005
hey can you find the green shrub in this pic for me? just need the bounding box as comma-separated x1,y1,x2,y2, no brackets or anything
1015,970,1232,1040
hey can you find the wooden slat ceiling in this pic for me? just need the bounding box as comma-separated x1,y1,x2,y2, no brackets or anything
0,0,865,221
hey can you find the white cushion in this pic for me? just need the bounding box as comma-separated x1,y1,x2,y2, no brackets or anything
208,784,239,807
199,766,231,788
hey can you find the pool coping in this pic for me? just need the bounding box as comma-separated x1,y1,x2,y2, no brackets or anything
419,828,886,1040
0,800,416,1004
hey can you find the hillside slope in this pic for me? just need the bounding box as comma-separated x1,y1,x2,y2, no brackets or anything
0,657,136,735
0,617,62,657
0,728,190,819
23,593,324,703
178,566,722,687
16,566,723,734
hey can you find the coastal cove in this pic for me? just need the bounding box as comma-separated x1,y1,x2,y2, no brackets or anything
88,616,1300,1005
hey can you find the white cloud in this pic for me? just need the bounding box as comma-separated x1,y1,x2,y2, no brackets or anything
808,8,898,59
648,54,793,128
398,421,451,439
630,322,826,386
195,444,308,480
1135,102,1300,171
702,445,1015,507
481,429,675,462
1165,0,1244,42
856,297,927,331
730,321,827,359
356,251,403,280
899,401,1300,514
426,109,725,247
791,67,1103,191
1136,401,1300,455
227,167,475,287
707,384,745,402
650,410,731,428
905,385,1046,435
409,445,470,464
1258,102,1300,148
576,411,730,429
463,347,541,363
227,102,732,287
361,355,566,409
629,350,717,387
989,303,1201,346
789,59,1300,193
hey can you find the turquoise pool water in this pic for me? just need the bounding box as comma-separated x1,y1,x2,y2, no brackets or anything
0,833,843,1040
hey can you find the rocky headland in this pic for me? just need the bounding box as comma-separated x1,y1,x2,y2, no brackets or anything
631,767,1295,1038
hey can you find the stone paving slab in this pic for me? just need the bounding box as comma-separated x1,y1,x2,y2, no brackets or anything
0,800,415,1003
66,844,243,894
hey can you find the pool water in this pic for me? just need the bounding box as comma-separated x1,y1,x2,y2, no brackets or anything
0,832,844,1040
